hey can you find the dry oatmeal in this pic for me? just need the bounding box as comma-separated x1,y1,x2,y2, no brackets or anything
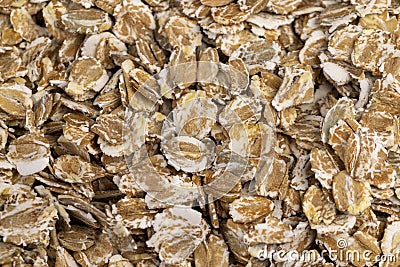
1,0,400,266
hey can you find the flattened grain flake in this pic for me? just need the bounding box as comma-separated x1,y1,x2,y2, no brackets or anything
57,225,96,251
303,185,336,225
300,30,327,67
147,207,209,264
165,16,203,48
74,234,113,267
255,156,289,199
310,147,342,189
244,215,295,245
194,234,229,267
66,57,109,101
352,29,395,73
229,196,274,223
319,4,357,33
238,0,268,14
0,80,31,118
61,8,112,34
0,48,22,81
53,154,105,184
230,38,282,74
267,0,302,15
112,0,155,44
201,0,233,7
328,25,362,62
332,171,372,215
0,184,57,246
272,65,314,111
6,133,50,175
211,4,251,26
10,8,49,41
112,197,156,230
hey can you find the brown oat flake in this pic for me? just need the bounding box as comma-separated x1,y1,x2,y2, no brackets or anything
194,234,229,267
0,79,31,118
332,171,372,215
53,154,105,184
165,16,203,48
7,133,50,176
266,0,302,15
211,4,251,25
66,57,109,101
61,8,112,34
229,196,274,223
112,0,155,44
201,0,233,7
351,29,395,73
0,48,22,82
328,25,362,62
244,215,295,245
272,65,314,112
310,147,342,189
147,207,210,264
303,185,336,225
0,183,57,246
230,37,282,75
10,7,49,41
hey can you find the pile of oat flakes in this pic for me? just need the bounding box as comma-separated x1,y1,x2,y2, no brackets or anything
1,0,400,266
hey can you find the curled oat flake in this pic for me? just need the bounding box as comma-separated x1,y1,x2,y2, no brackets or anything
0,183,58,246
81,32,128,69
266,0,302,15
161,136,215,173
310,147,342,189
7,133,50,176
57,225,96,251
328,25,363,62
211,3,251,26
272,65,314,112
0,79,31,118
201,0,233,7
112,197,156,230
162,91,218,140
0,48,22,82
147,207,209,264
218,95,262,129
352,29,396,73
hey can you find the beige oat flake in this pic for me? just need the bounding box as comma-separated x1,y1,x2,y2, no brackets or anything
332,171,372,215
147,207,209,264
7,133,50,176
229,196,274,223
303,185,336,225
61,8,112,34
